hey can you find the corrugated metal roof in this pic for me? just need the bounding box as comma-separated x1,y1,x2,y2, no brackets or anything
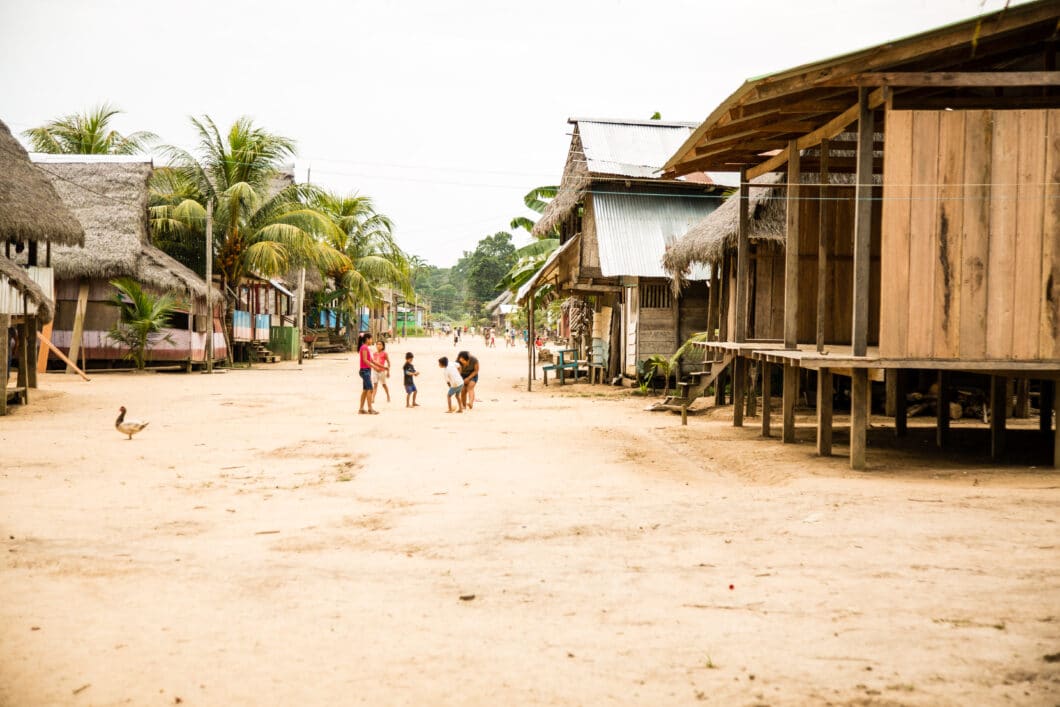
593,192,719,281
576,120,698,178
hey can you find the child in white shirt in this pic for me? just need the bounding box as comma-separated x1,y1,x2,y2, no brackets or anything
438,356,465,413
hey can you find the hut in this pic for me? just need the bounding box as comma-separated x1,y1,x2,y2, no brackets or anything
28,154,226,369
517,117,732,384
0,117,84,413
663,0,1060,469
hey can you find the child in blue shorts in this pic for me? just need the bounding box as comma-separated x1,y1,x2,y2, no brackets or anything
438,356,465,413
403,352,420,407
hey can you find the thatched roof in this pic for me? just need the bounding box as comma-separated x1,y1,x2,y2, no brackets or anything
662,172,786,281
0,255,54,323
533,128,590,238
30,157,215,304
0,120,84,247
282,265,325,295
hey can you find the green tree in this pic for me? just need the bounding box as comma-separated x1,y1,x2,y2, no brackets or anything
149,116,348,341
24,103,156,154
462,231,516,313
105,278,180,370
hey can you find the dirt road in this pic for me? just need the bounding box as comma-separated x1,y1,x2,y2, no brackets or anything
2,338,1058,705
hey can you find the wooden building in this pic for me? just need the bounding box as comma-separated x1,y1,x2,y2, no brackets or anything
517,117,731,382
29,155,226,369
0,118,84,413
663,0,1060,469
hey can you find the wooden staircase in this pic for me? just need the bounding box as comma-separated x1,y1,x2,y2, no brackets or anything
651,351,734,413
248,341,279,364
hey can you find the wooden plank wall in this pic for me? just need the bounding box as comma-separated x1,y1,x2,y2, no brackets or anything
679,281,709,344
792,185,882,345
751,244,785,339
639,278,678,359
880,108,1060,361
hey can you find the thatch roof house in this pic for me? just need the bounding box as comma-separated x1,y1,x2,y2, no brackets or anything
32,155,213,305
28,155,225,368
0,120,83,247
663,172,786,276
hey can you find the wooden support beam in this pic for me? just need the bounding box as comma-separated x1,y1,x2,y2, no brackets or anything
0,314,8,416
1040,380,1054,435
36,320,52,373
816,139,831,353
17,314,29,405
817,368,833,456
831,70,1060,87
990,376,1007,461
850,369,869,470
761,362,772,437
37,331,90,382
783,140,801,350
884,369,897,418
851,88,875,357
68,281,89,375
747,89,886,179
733,357,746,427
782,363,798,443
746,362,757,418
735,168,750,342
1054,383,1060,469
895,369,908,437
936,371,950,448
25,314,37,389
715,367,727,407
707,260,720,340
719,253,731,341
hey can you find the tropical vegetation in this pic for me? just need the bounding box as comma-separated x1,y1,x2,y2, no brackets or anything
24,103,156,155
105,278,180,370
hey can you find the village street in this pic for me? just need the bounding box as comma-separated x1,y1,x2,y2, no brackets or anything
1,340,1058,706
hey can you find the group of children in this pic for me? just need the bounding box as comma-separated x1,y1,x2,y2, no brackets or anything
356,331,480,416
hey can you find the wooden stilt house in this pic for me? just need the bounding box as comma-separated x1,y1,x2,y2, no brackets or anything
517,117,731,384
663,0,1060,469
0,118,84,413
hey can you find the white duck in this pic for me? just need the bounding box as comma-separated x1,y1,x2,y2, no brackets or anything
115,406,149,440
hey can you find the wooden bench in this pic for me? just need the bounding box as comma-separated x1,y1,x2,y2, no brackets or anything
541,349,580,386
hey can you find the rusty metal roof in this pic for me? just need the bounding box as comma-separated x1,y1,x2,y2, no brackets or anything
592,191,721,281
574,119,699,178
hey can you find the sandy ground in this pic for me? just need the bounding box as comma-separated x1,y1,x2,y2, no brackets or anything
1,337,1058,706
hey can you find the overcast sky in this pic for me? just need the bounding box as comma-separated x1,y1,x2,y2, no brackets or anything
0,0,1028,266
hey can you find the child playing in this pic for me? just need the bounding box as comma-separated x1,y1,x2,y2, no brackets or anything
372,340,391,403
403,352,420,407
438,356,465,413
357,332,381,415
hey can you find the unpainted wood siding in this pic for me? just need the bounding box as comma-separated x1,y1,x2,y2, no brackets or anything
879,109,1060,361
743,189,881,344
637,278,678,362
751,243,785,339
580,196,602,277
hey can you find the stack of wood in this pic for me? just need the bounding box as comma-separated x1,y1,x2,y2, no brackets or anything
906,382,988,421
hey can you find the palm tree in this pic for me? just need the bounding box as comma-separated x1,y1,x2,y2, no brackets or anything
312,190,408,340
509,185,558,235
24,103,156,154
149,116,348,347
106,278,179,370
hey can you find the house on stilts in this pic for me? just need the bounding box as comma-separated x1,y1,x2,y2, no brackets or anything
662,0,1060,469
0,118,84,414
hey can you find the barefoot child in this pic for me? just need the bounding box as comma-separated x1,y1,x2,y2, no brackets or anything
403,352,420,407
358,333,382,415
439,356,465,413
372,340,391,403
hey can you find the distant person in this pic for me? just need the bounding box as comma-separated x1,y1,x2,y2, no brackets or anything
403,352,420,407
372,340,391,403
489,330,496,348
358,333,381,415
453,329,460,346
439,356,465,413
457,350,480,411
